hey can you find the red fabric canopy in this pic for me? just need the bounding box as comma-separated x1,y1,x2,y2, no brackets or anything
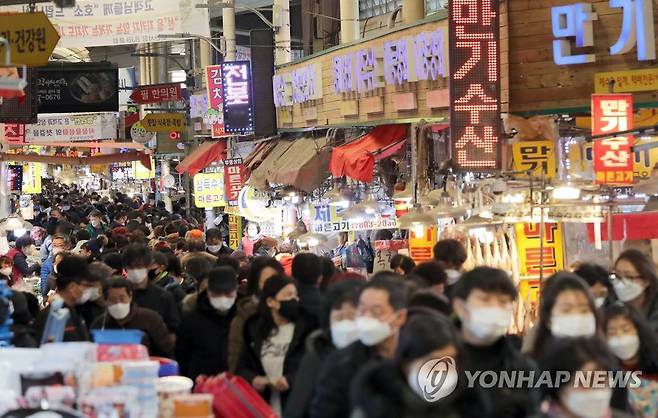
176,140,227,176
586,213,658,242
329,124,407,182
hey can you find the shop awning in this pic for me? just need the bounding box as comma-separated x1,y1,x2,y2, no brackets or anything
247,137,331,192
244,140,279,174
329,124,407,182
176,140,227,176
586,213,658,241
0,151,152,169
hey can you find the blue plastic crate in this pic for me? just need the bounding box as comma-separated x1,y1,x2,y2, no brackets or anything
91,329,144,345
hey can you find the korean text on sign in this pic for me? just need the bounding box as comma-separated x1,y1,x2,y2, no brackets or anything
221,61,254,134
193,172,225,208
512,140,556,178
449,0,501,171
205,65,225,137
223,158,244,207
515,223,565,279
592,94,634,185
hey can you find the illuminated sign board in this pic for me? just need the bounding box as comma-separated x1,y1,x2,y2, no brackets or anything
449,0,501,170
592,94,634,185
221,61,254,134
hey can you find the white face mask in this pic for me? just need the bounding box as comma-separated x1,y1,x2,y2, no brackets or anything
209,295,236,312
85,287,101,302
0,267,12,277
356,315,393,346
445,270,461,286
594,297,606,308
107,302,131,320
608,334,640,361
561,388,612,418
331,319,359,349
207,244,223,253
613,279,646,303
91,220,101,228
126,268,148,284
462,305,512,343
551,313,597,338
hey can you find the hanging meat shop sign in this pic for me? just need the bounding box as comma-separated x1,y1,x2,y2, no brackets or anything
449,0,501,171
130,83,182,104
592,94,634,185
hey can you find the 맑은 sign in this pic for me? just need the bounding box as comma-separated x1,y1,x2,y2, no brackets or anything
36,63,119,113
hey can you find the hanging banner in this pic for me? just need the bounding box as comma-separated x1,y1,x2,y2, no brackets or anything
223,158,244,207
222,61,254,134
205,65,225,138
449,0,501,171
130,83,182,104
193,172,225,208
228,214,243,250
515,223,565,279
141,113,185,132
592,94,634,185
309,204,398,233
2,123,25,144
0,12,60,66
512,140,556,179
409,226,437,262
21,163,41,194
2,0,210,48
25,113,117,143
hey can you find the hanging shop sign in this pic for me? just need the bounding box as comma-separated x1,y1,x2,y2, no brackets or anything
36,64,119,113
141,113,185,133
228,214,243,250
238,186,280,223
515,223,565,279
592,94,634,185
409,227,437,262
569,137,658,180
551,2,655,66
0,12,60,66
21,162,41,194
0,67,36,124
309,204,398,233
130,83,182,105
594,68,658,94
194,172,225,208
222,61,254,134
512,140,556,178
449,0,501,171
205,65,225,138
190,93,209,119
223,158,244,207
2,123,25,144
7,164,22,191
2,0,210,48
25,113,117,143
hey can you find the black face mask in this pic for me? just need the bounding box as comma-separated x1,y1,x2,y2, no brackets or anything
277,299,299,321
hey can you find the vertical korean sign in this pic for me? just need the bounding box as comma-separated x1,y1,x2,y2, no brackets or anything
223,158,244,207
205,65,225,138
408,227,437,263
228,214,243,250
592,94,634,184
449,0,501,170
222,61,254,134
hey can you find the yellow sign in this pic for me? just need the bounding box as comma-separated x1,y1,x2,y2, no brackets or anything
193,172,225,208
142,113,186,133
568,138,658,179
515,223,565,280
408,226,437,263
228,214,243,250
21,163,41,194
0,12,60,66
512,140,556,178
594,68,658,94
132,156,155,179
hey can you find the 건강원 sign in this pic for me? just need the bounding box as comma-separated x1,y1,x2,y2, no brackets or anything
449,0,501,170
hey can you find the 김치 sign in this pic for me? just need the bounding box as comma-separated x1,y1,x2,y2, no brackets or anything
222,61,254,134
0,12,60,67
592,94,634,185
130,83,182,104
194,172,225,208
205,65,225,138
449,0,501,171
223,158,244,207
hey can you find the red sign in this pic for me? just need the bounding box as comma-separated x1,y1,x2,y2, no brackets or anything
3,123,25,144
592,94,634,185
449,0,501,171
130,83,182,104
206,65,225,138
223,158,244,207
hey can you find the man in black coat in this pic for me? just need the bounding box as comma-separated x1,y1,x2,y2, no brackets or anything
175,267,238,380
291,253,324,323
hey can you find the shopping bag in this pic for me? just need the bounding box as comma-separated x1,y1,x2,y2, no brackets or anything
195,373,278,418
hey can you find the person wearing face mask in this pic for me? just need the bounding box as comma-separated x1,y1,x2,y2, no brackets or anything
433,239,468,300
34,255,90,343
205,227,231,257
613,249,658,335
533,337,633,418
285,279,364,418
452,267,540,418
40,234,70,296
574,263,615,309
236,275,316,416
603,304,658,418
150,251,186,311
85,210,107,239
7,235,40,285
76,261,113,328
228,256,284,373
310,273,408,418
526,273,601,359
175,267,239,381
91,277,173,358
122,244,180,333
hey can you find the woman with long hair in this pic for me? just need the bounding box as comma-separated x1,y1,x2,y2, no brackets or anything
613,249,658,335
